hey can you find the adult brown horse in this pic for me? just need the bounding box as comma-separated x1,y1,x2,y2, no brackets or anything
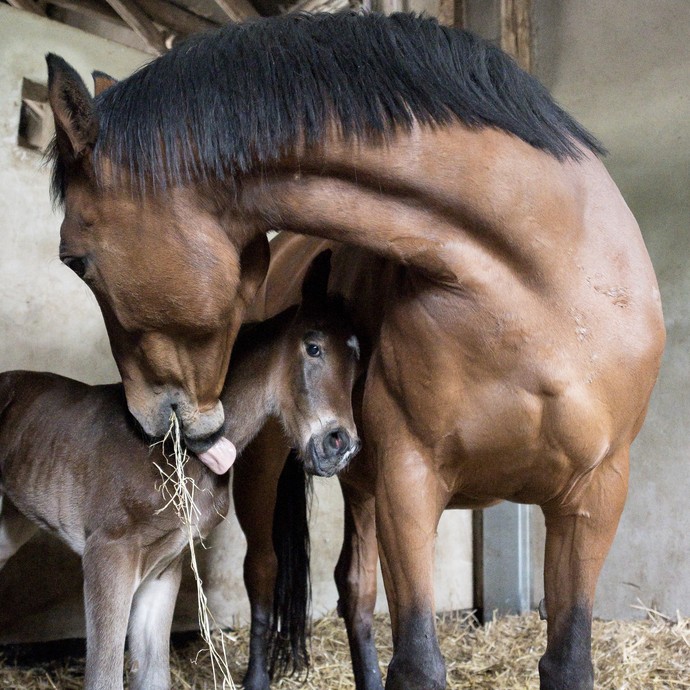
45,12,665,689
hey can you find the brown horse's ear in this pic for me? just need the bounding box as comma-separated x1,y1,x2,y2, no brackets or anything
46,53,98,159
92,70,117,96
237,235,270,307
301,249,332,306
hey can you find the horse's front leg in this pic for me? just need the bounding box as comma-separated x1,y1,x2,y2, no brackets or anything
127,555,183,690
539,450,629,690
364,380,448,690
82,536,139,690
335,471,383,690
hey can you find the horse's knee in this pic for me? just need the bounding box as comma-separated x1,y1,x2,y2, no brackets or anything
539,604,594,690
335,569,376,624
385,611,445,690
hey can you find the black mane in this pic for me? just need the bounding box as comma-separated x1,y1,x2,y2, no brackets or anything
50,11,605,202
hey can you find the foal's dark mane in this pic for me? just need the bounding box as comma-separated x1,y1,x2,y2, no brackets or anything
50,11,604,202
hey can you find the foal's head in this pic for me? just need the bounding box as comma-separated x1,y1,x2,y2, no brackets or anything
278,251,362,477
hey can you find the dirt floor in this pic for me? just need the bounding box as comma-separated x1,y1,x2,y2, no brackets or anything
0,609,688,689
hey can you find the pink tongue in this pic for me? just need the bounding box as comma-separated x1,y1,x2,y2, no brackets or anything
197,437,237,475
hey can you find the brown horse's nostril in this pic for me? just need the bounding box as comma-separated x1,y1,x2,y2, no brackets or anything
323,428,350,456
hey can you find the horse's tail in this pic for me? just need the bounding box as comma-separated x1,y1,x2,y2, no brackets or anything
268,448,313,679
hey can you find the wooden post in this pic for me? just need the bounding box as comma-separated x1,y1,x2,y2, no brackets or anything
213,0,260,22
500,0,531,72
371,0,402,14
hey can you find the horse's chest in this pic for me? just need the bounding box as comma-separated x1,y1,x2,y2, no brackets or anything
137,491,226,580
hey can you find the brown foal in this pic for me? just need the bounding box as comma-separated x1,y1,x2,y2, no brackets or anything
0,251,360,690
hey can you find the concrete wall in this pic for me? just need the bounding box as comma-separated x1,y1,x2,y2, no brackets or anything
0,6,472,643
525,0,690,619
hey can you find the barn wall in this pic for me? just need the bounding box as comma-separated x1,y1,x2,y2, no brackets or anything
0,6,472,644
0,5,155,643
524,0,690,619
0,7,130,384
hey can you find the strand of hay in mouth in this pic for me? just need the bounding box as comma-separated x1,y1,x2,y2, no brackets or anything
154,414,236,690
1,608,688,688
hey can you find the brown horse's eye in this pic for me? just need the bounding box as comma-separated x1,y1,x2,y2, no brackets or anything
306,343,321,357
62,256,87,279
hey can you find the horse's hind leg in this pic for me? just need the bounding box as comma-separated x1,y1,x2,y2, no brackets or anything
539,449,629,690
0,497,38,571
335,474,383,690
127,556,183,690
233,426,285,690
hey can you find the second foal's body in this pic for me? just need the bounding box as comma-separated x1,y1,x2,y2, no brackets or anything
0,252,360,690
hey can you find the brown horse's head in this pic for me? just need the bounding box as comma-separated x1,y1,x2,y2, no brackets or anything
47,57,265,453
280,251,362,477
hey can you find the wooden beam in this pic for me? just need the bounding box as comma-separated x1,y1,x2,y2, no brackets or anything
137,0,219,36
7,0,46,16
501,0,531,72
49,0,216,37
371,0,401,13
212,0,259,22
48,0,124,27
104,0,167,54
288,0,348,13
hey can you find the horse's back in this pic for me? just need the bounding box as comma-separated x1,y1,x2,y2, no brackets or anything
0,373,153,546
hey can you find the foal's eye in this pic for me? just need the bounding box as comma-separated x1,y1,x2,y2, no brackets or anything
62,256,87,279
306,343,321,357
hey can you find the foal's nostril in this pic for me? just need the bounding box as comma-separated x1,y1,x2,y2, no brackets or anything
323,428,350,456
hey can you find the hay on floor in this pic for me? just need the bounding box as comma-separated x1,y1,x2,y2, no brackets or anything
1,609,688,689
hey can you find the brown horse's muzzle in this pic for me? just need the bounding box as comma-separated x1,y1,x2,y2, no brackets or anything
304,427,361,477
127,386,226,453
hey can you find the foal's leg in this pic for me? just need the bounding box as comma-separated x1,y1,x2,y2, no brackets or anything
0,498,38,570
127,556,183,690
334,474,384,690
364,376,448,690
233,424,286,690
82,536,139,690
539,450,629,690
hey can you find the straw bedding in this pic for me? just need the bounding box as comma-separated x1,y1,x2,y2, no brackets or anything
1,607,687,689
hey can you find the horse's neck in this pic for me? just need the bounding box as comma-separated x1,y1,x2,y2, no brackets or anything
237,124,592,291
220,312,291,453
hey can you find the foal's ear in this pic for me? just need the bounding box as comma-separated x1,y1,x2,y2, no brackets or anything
302,249,332,306
237,235,270,307
92,70,117,96
46,54,98,159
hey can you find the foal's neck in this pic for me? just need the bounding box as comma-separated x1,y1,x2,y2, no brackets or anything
220,308,295,453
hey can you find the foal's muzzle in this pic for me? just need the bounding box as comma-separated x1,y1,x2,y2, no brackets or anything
304,428,361,477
